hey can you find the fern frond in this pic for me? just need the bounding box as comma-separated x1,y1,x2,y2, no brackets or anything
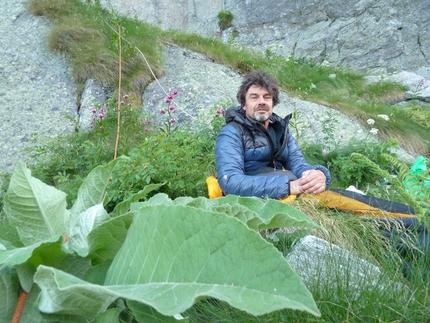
351,153,426,221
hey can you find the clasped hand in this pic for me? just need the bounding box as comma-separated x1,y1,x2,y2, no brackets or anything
289,169,326,195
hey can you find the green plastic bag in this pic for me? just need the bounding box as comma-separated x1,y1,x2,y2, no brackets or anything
403,156,430,194
410,156,427,175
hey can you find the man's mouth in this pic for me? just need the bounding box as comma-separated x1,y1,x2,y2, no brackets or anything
255,106,268,112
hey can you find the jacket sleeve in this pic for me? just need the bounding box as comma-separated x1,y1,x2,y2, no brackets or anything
215,125,292,199
284,133,331,186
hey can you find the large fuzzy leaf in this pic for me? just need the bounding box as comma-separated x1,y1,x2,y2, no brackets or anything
127,301,188,322
3,162,69,246
138,193,324,231
110,183,165,218
66,203,109,256
65,157,126,255
87,212,134,265
34,205,320,318
70,157,125,217
0,236,61,267
0,224,23,249
106,204,319,316
0,264,19,323
20,284,88,323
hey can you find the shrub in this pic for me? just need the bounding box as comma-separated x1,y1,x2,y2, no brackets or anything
217,10,234,31
302,138,399,190
106,105,227,208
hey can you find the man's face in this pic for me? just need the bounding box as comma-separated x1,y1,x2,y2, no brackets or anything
243,85,273,125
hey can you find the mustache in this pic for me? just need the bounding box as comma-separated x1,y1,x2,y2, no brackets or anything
254,105,269,111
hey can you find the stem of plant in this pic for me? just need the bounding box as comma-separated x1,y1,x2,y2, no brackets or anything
114,22,122,160
12,290,28,323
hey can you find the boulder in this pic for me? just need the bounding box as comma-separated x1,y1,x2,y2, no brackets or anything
285,235,404,300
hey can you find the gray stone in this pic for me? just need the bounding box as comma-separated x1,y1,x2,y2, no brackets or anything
286,235,404,300
78,79,111,132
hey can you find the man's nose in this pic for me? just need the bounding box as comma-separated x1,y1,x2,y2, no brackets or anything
257,96,266,105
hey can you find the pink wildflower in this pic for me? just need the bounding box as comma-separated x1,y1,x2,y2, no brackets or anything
164,95,174,104
170,118,176,123
160,109,166,114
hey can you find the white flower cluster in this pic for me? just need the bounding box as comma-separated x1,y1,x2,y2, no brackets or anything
377,114,390,121
369,128,379,135
366,115,390,136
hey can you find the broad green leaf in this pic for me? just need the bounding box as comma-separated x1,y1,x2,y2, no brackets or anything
93,307,121,323
21,284,88,323
130,193,173,211
3,162,69,246
0,264,19,323
87,212,134,265
84,261,112,285
0,224,23,249
0,235,88,294
127,301,188,322
67,203,109,256
70,157,125,217
34,205,320,318
34,266,118,318
166,194,324,231
0,236,61,267
110,183,165,218
106,204,320,317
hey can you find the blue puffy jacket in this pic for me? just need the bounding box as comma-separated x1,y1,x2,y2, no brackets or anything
215,106,331,199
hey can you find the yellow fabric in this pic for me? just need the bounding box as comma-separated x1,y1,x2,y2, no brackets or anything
205,176,416,219
301,190,416,219
206,176,223,199
279,194,298,203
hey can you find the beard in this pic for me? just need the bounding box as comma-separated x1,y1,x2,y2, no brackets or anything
254,113,270,122
253,107,270,122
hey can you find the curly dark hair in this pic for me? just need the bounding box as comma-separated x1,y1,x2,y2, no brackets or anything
236,70,280,107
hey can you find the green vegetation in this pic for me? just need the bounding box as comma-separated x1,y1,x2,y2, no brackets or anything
0,0,429,322
217,10,234,31
0,161,324,321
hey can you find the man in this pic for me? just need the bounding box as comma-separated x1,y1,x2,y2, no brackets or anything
215,70,330,199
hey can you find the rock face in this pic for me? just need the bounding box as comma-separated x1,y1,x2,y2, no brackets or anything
100,0,430,73
0,0,77,174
